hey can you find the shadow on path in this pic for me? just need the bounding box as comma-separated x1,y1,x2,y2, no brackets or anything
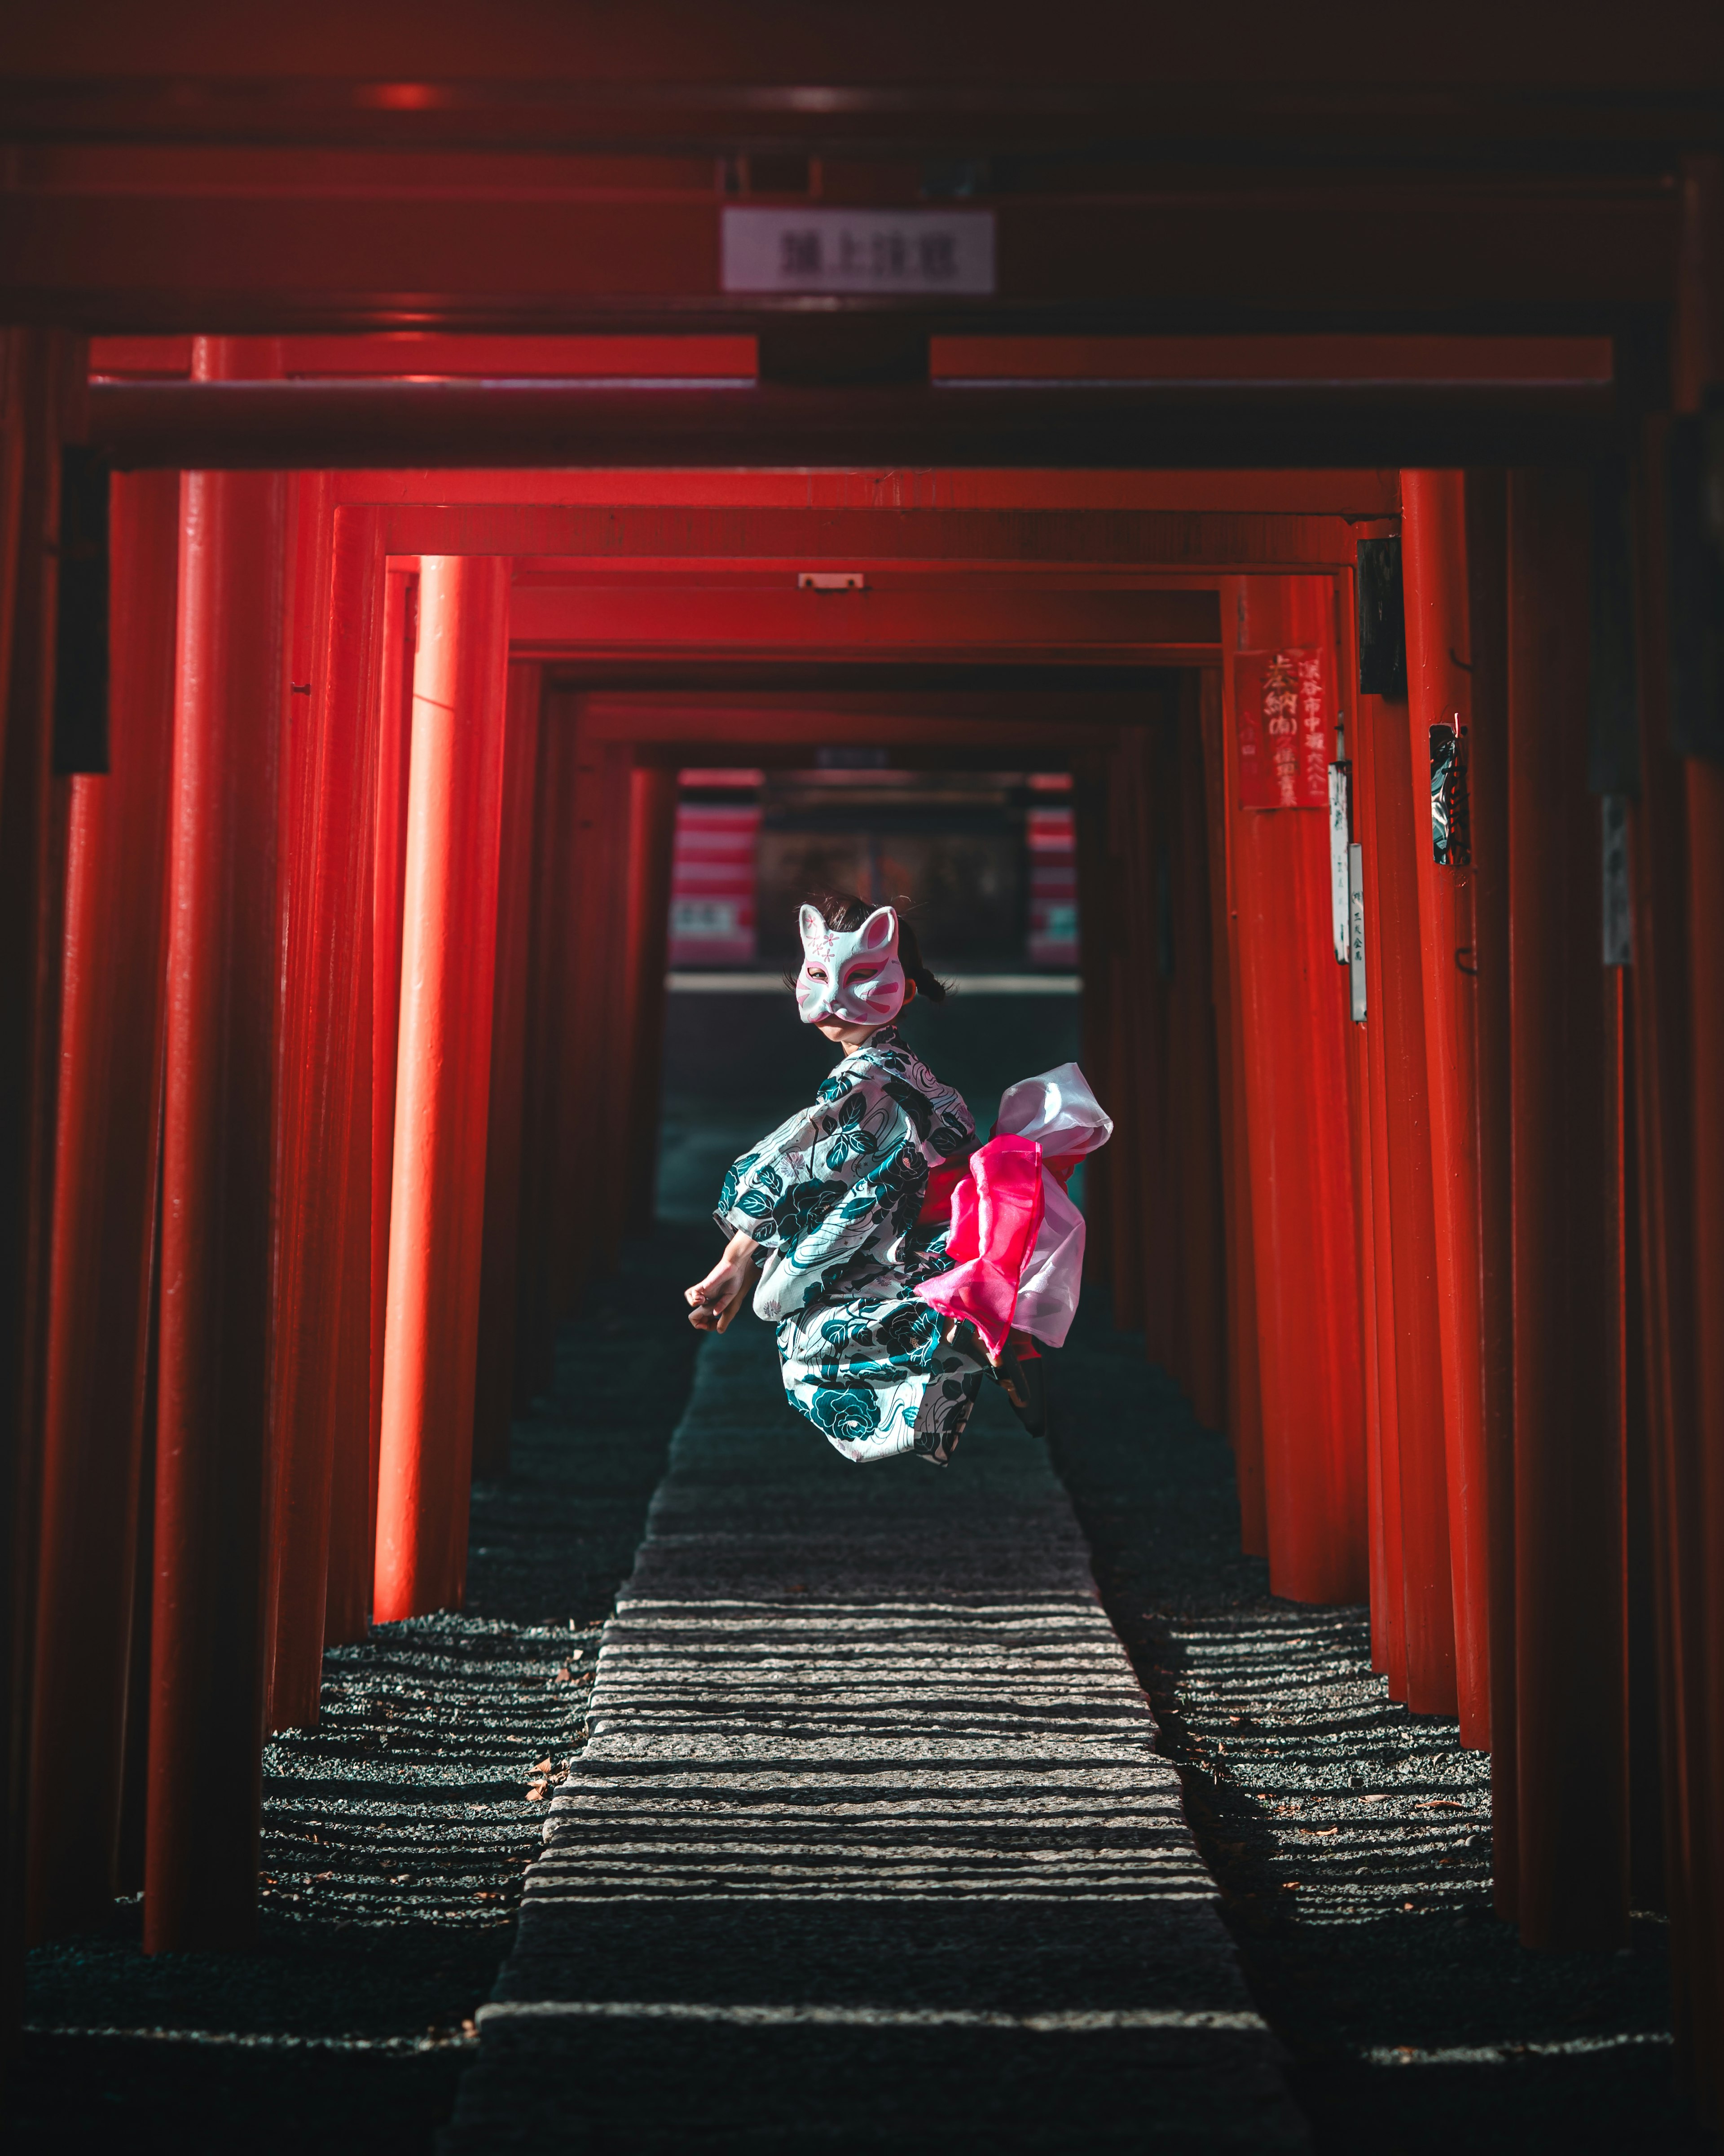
13,1227,711,2156
1048,1296,1707,2156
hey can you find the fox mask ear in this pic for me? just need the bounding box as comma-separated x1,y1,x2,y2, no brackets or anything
855,905,898,953
798,904,827,951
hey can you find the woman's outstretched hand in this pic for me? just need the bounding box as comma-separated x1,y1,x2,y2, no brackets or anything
685,1231,761,1333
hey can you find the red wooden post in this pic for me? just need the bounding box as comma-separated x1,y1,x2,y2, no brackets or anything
146,335,288,1953
1107,729,1153,1339
0,326,78,2003
1463,468,1520,1911
1355,779,1412,1703
1221,576,1366,1603
1674,147,1724,2118
374,556,510,1622
472,663,543,1479
1687,754,1724,2106
27,470,178,1937
1506,466,1629,1951
1402,469,1489,1742
1333,553,1408,1698
1198,666,1268,1555
513,701,575,1409
335,563,417,1645
1355,635,1458,1712
558,723,633,1278
1072,756,1119,1309
1139,718,1180,1369
620,759,679,1235
1169,673,1227,1432
266,498,382,1728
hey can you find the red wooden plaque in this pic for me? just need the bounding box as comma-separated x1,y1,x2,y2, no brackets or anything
1235,646,1330,809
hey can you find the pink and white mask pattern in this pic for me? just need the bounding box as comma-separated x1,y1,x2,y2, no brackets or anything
795,903,907,1028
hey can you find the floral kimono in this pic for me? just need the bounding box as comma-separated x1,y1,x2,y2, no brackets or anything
716,1026,989,1465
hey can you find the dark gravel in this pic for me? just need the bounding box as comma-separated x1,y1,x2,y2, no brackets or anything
15,1075,1714,2154
11,1226,710,2156
1047,1298,1711,2156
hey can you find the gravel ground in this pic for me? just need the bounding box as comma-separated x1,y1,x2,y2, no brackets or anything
1047,1300,1711,2156
12,1226,710,2156
13,1129,1715,2152
445,1311,1305,2153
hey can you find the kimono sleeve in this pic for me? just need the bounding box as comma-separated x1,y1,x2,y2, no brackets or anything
714,1101,822,1246
721,1071,928,1320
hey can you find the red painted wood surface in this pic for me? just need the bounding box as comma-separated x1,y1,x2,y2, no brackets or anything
1627,472,1711,2077
1221,576,1365,1603
1072,755,1117,1316
267,496,382,1729
339,565,416,1645
14,149,1679,332
1353,738,1410,1701
558,719,636,1275
1686,755,1724,2093
1198,665,1268,1556
1104,729,1152,1334
1331,553,1407,1698
471,664,543,1480
512,705,577,1409
146,335,288,1952
91,333,759,382
374,556,510,1622
1462,469,1519,1910
1356,655,1458,1713
1506,466,1628,1951
1168,673,1227,1432
0,326,78,2006
622,763,679,1235
26,468,177,1938
1403,469,1491,1745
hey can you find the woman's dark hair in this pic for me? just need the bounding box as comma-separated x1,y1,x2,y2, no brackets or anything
802,889,948,1005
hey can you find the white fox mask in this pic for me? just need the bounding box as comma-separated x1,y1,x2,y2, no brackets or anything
795,903,907,1028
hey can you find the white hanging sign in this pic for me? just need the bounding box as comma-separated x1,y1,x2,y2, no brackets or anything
1328,762,1351,964
721,207,996,295
1348,842,1368,1024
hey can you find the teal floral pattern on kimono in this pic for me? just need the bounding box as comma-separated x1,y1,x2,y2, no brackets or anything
716,1026,988,1465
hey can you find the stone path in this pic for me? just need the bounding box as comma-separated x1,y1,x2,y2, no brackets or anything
444,1318,1307,2152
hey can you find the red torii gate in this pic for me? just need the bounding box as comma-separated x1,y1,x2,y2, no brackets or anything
4,290,1721,2118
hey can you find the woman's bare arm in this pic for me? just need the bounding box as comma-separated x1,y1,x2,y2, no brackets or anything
685,1229,761,1332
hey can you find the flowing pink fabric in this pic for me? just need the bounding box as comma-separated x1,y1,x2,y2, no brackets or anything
913,1134,1046,1361
913,1063,1114,1356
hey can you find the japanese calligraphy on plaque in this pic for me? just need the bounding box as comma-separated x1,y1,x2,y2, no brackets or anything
721,207,996,294
1234,646,1331,810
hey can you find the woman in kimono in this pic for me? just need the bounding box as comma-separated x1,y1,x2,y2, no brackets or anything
684,892,997,1465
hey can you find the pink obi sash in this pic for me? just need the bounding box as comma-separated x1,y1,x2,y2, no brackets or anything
912,1063,1113,1362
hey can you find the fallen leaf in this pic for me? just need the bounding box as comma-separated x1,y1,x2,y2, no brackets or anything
530,1758,554,1775
472,1890,501,1903
1412,1797,1466,1811
313,1869,335,1880
1402,1899,1417,1910
526,1781,550,1802
1297,1826,1340,1837
1356,1795,1387,1805
553,1665,574,1684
